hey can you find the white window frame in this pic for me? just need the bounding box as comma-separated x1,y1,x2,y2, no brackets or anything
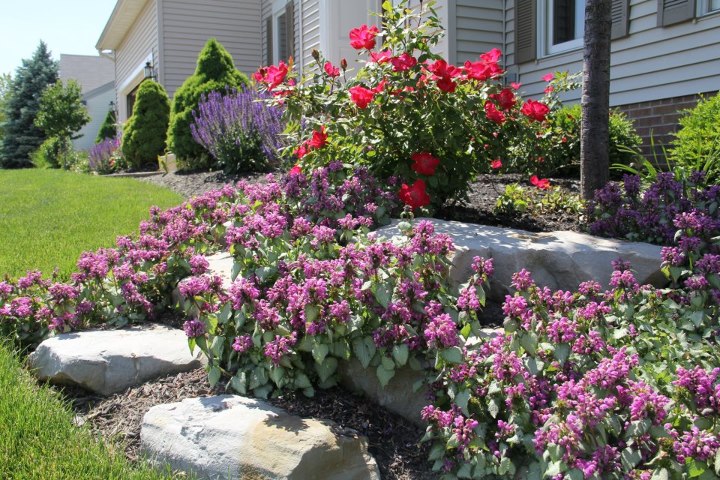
698,0,720,15
539,0,585,57
272,0,290,63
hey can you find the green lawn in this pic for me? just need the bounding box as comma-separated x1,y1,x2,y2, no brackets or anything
0,342,177,479
0,170,182,280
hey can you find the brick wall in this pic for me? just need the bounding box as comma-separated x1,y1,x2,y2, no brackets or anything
617,92,717,162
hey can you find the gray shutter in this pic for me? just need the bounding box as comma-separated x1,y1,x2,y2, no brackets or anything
266,17,273,65
514,0,536,64
286,1,295,62
611,0,630,39
658,0,695,27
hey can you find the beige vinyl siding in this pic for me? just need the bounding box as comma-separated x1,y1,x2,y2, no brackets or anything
261,0,272,65
115,0,159,113
161,0,262,97
300,0,321,72
505,0,720,106
454,0,504,64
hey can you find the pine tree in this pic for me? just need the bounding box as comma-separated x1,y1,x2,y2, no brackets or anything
167,38,248,167
96,108,118,143
0,41,59,168
122,80,170,170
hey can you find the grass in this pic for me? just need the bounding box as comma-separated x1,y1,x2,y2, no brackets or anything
0,341,177,479
0,169,182,280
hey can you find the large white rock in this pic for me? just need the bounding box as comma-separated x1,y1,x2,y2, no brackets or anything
377,219,666,301
29,324,204,395
141,395,380,480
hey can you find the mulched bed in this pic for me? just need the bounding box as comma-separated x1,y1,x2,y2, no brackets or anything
58,368,438,479
141,171,584,233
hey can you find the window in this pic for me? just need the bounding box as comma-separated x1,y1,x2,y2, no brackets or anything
271,1,295,64
699,0,720,14
542,0,585,55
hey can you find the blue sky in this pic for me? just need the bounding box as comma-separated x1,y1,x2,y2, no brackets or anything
0,0,118,75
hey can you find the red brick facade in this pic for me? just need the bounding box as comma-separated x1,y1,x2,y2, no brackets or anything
617,92,717,161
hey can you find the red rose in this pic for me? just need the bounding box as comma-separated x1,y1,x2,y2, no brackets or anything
349,85,375,109
369,49,393,64
484,101,506,124
289,165,302,176
411,152,440,176
489,88,516,110
390,53,417,72
542,72,555,82
491,159,502,169
324,61,340,78
264,61,289,90
510,82,522,90
436,76,457,93
530,175,551,190
307,127,327,150
372,79,387,94
253,67,267,83
399,180,431,209
294,144,308,159
480,48,502,64
349,24,379,50
521,100,550,122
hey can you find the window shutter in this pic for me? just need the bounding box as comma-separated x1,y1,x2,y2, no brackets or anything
657,0,695,27
611,0,630,39
514,0,536,64
266,17,273,65
286,1,295,62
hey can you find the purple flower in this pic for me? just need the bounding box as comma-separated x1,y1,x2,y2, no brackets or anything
232,335,253,353
183,319,207,338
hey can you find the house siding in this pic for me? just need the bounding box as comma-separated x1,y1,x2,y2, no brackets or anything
505,0,720,106
76,83,116,151
161,0,262,97
300,0,320,71
453,0,504,64
261,0,301,68
115,0,159,121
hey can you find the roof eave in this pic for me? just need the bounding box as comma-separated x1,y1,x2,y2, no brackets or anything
96,0,150,52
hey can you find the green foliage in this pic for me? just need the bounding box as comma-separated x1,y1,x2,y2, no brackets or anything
122,80,170,170
0,169,181,280
0,41,58,168
509,103,642,176
35,79,89,142
168,38,249,167
31,136,73,169
494,183,584,217
0,342,180,479
669,92,720,183
95,107,117,143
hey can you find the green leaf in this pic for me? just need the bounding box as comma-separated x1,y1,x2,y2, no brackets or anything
376,364,396,387
621,448,642,470
208,366,222,387
456,463,472,478
316,357,338,383
294,372,312,389
392,343,409,367
554,343,570,363
211,335,225,358
651,468,669,480
687,458,707,478
217,302,232,324
375,283,392,308
352,337,376,369
520,332,538,355
312,342,330,364
428,443,445,461
270,366,285,387
305,304,320,324
455,389,471,417
231,262,242,281
488,398,500,418
441,346,463,364
230,372,247,395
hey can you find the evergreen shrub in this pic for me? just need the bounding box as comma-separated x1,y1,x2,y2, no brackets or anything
122,81,170,170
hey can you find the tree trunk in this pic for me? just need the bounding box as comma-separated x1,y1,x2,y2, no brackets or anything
580,0,612,201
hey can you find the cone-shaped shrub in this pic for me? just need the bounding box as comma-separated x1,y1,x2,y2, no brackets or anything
122,80,169,170
95,108,117,143
168,38,249,168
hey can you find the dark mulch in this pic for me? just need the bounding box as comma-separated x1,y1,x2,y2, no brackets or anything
58,368,438,479
143,171,584,233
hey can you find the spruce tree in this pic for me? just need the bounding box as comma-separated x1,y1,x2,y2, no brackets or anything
122,80,170,170
0,41,58,168
96,108,118,143
167,38,248,167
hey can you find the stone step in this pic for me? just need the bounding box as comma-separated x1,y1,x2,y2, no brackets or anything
141,395,381,480
378,219,666,301
29,324,205,395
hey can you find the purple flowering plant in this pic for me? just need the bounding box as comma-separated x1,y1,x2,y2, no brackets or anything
88,136,124,174
190,87,286,174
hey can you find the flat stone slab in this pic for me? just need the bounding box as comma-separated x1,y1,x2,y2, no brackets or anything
377,219,666,300
29,324,204,395
141,395,380,480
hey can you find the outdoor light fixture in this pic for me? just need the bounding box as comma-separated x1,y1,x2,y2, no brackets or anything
144,61,156,80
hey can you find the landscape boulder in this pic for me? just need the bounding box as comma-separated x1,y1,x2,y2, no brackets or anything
29,324,204,395
377,219,666,301
141,395,380,480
